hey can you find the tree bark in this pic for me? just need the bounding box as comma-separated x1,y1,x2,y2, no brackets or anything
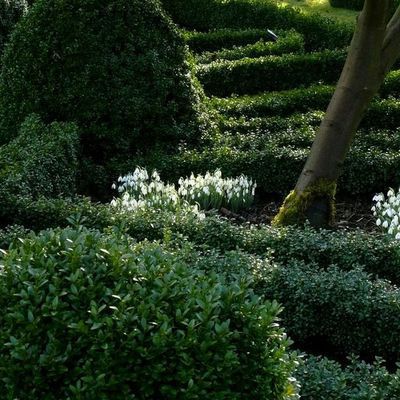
274,0,400,227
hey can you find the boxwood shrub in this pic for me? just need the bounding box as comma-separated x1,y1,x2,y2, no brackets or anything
330,0,399,12
195,30,304,63
3,192,400,286
212,69,400,118
162,0,353,51
262,262,400,363
184,28,282,53
0,114,79,200
0,226,299,399
0,0,207,168
296,355,400,400
198,49,346,96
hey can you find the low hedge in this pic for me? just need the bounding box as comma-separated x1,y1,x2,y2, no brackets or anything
156,124,400,195
219,111,324,136
0,114,79,200
3,193,400,286
195,30,304,63
263,262,400,363
211,85,334,118
212,69,400,117
213,88,400,132
0,226,299,399
162,0,353,51
296,355,400,400
197,49,346,96
184,28,282,53
330,0,399,12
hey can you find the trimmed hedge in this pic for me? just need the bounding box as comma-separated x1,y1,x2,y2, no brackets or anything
184,28,281,53
330,0,399,12
162,0,353,51
213,86,400,131
0,0,27,53
212,69,400,118
296,355,400,400
147,124,400,195
5,195,400,286
211,85,334,118
263,262,400,363
198,49,346,96
194,30,304,63
0,226,298,399
219,112,324,136
0,0,206,163
0,114,79,200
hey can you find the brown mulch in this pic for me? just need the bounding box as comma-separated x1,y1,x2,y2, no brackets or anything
219,195,378,232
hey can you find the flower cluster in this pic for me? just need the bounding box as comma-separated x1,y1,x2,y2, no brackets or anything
178,169,256,212
111,167,257,214
111,167,179,212
372,188,400,239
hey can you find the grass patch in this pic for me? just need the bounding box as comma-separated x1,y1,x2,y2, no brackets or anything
274,0,358,24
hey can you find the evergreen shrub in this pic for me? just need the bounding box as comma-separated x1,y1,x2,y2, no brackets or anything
263,263,400,362
0,0,206,164
0,114,79,200
198,49,346,96
0,226,299,399
330,0,399,12
162,0,353,51
296,355,400,400
0,0,27,53
184,28,283,53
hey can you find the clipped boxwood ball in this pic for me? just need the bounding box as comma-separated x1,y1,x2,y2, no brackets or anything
0,0,205,161
0,227,299,399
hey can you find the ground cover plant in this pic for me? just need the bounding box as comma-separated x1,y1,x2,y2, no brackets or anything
2,0,400,398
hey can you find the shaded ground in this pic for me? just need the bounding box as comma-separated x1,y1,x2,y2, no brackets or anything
220,194,377,231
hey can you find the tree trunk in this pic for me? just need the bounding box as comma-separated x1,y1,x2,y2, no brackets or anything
273,0,400,227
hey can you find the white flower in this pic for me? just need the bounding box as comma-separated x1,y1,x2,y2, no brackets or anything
396,232,400,240
376,218,382,226
382,220,389,229
373,193,384,202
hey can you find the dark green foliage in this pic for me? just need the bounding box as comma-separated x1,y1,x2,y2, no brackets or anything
263,263,400,362
0,226,298,399
212,69,400,118
142,123,400,195
0,195,112,231
4,195,400,285
192,30,304,62
0,225,29,249
198,49,346,96
329,0,366,10
0,0,27,53
0,114,79,201
196,36,304,64
380,69,400,97
184,28,283,53
0,0,206,166
211,85,334,118
296,355,400,399
162,0,353,51
329,0,399,12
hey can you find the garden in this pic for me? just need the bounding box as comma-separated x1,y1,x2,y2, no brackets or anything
1,0,400,398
